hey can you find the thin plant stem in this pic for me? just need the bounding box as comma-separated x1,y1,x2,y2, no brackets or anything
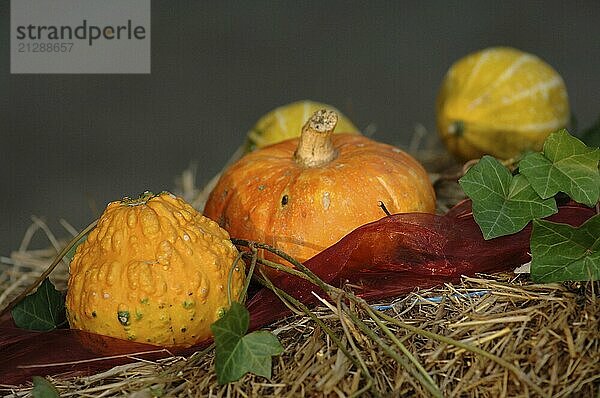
243,254,317,284
238,244,258,303
231,239,333,296
363,304,439,394
348,375,374,398
226,251,244,306
342,303,442,398
376,311,547,397
255,271,304,317
255,274,380,398
335,295,374,382
188,343,216,370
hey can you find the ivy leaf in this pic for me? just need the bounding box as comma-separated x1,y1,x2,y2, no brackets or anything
530,214,600,283
31,376,60,398
211,301,283,384
519,129,600,206
459,155,557,239
11,278,67,331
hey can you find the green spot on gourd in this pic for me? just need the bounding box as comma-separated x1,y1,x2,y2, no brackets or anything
140,298,149,304
135,310,143,320
183,300,195,309
117,310,130,326
217,307,226,319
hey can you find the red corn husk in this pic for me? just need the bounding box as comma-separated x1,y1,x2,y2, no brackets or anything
0,200,595,386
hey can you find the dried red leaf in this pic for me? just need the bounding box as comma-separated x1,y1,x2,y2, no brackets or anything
0,311,200,385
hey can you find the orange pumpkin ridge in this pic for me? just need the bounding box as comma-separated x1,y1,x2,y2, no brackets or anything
204,110,436,269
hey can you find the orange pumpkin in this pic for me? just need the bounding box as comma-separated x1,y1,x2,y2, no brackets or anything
204,110,436,265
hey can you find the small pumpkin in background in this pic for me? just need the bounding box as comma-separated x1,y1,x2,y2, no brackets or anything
66,191,244,347
205,110,436,267
437,47,570,161
245,100,360,152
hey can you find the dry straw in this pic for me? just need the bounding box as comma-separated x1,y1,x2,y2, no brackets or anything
1,139,598,397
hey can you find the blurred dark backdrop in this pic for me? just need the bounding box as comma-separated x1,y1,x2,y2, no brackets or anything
1,1,599,256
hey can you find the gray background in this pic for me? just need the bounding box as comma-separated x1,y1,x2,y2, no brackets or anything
1,1,599,256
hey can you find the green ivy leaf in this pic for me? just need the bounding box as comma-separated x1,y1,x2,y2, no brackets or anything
459,155,557,239
11,278,67,331
211,301,283,385
31,376,60,398
530,214,600,283
519,129,600,206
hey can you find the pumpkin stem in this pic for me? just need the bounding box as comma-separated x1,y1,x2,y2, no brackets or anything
121,191,156,206
294,109,339,168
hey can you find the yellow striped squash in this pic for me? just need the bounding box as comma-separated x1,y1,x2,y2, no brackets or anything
436,47,570,161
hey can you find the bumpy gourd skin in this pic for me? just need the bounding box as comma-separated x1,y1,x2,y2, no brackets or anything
66,192,244,347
